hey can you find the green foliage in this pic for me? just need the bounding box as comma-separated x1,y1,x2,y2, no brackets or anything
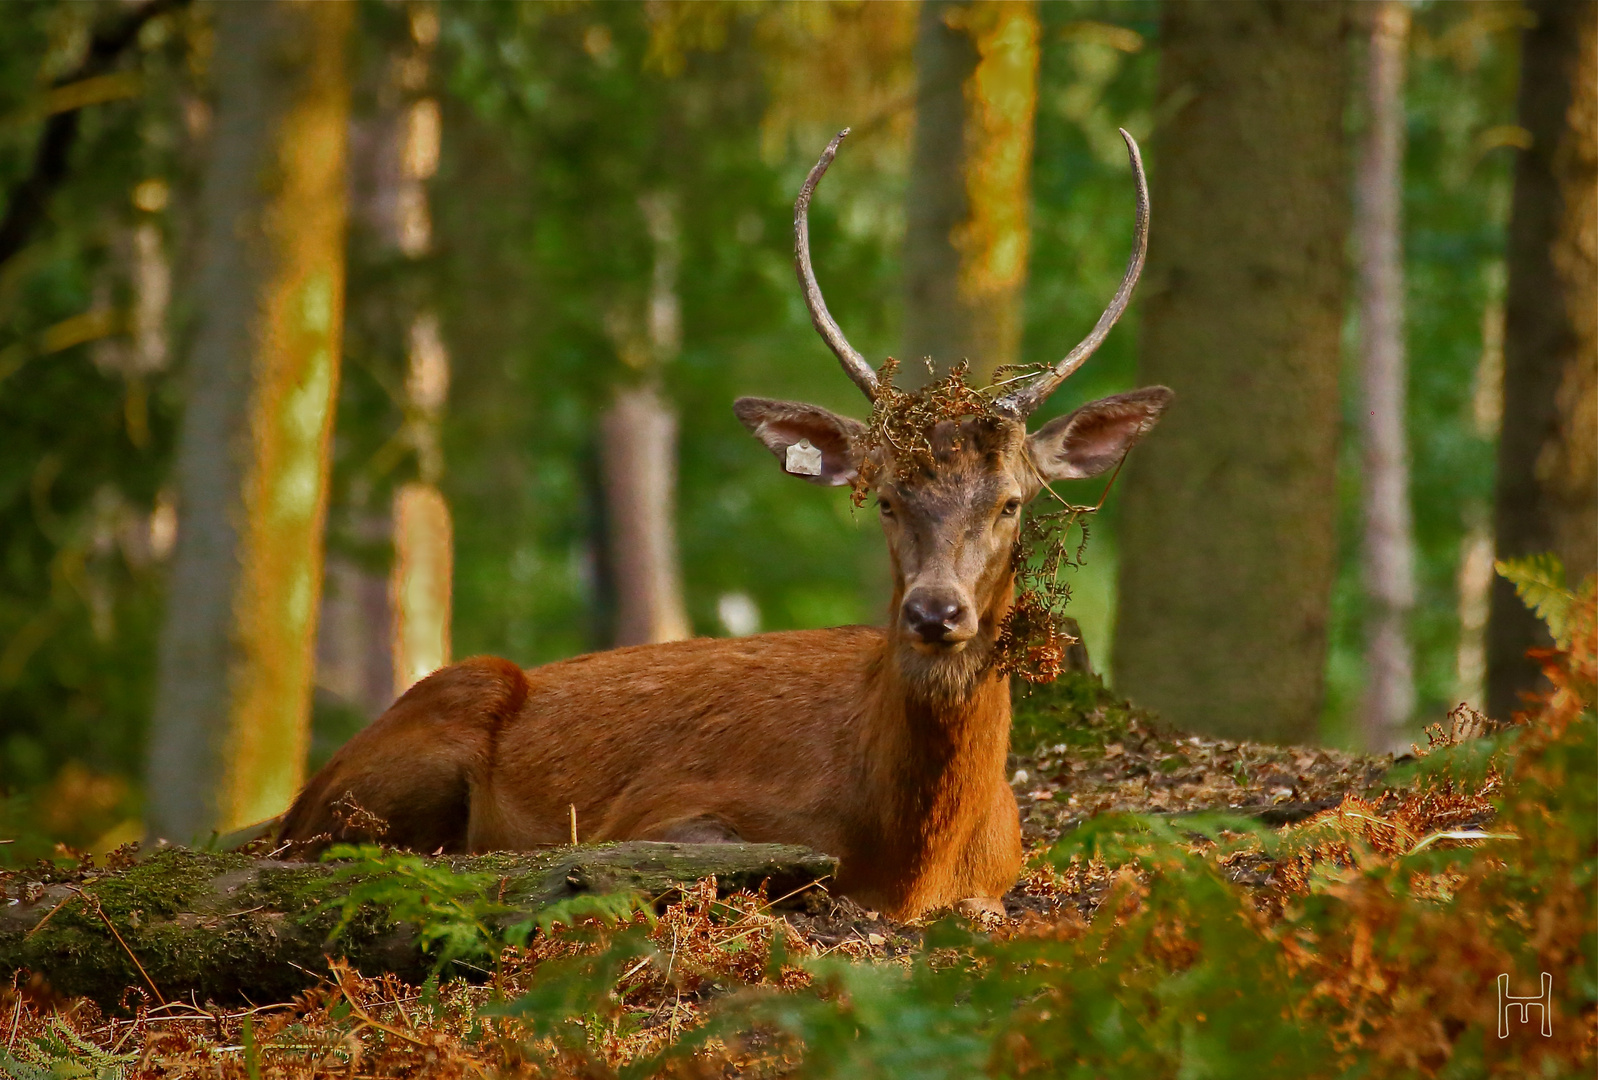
0,1015,137,1080
322,843,504,970
485,927,656,1044
1009,670,1146,754
0,0,194,849
614,715,1591,1077
320,842,648,973
1051,807,1281,865
646,870,1336,1077
531,890,653,938
1496,552,1575,647
1385,722,1519,790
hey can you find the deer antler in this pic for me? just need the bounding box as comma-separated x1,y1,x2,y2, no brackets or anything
795,129,879,402
994,129,1149,419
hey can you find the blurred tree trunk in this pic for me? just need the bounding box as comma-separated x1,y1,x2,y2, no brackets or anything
1113,0,1352,743
1356,2,1416,752
391,475,452,690
903,0,1039,385
601,192,691,646
319,11,450,718
1488,0,1597,719
146,0,352,842
315,532,392,721
386,11,454,696
602,386,691,645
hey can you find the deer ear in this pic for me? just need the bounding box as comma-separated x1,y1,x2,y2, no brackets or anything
1027,386,1173,482
734,397,867,486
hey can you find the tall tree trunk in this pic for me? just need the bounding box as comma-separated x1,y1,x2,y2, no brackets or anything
387,10,454,696
600,192,691,647
146,0,353,842
319,10,447,718
390,479,453,692
1455,273,1505,710
1356,2,1416,752
903,0,1039,385
1488,0,1598,719
1113,0,1352,743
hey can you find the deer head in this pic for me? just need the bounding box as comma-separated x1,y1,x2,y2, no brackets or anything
737,129,1171,700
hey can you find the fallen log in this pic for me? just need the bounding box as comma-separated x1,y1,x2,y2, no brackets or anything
0,842,835,1008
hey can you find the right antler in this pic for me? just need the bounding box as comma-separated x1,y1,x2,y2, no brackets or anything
795,129,880,402
994,128,1149,419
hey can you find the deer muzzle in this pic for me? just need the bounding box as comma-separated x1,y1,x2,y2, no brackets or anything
902,588,976,650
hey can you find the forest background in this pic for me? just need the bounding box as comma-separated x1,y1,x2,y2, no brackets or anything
0,0,1590,858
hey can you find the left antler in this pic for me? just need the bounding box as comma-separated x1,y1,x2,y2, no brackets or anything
795,128,880,402
994,128,1149,418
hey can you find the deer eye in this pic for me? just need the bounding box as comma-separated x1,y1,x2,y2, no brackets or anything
877,497,894,518
1000,498,1022,517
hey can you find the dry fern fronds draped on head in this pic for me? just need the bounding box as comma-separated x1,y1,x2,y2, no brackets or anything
994,502,1093,683
850,359,1095,684
851,357,997,504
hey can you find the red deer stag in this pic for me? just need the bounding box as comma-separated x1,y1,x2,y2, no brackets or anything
280,129,1170,920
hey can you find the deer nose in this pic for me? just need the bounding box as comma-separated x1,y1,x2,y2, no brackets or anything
903,594,966,643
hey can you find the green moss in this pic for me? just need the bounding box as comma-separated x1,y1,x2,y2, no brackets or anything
102,847,253,917
4,850,294,1007
2,842,835,1009
1009,671,1154,755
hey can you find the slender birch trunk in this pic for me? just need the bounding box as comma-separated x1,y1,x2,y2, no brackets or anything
1356,1,1416,752
384,7,455,697
391,475,452,691
1455,268,1505,709
146,0,353,841
904,0,1039,385
602,385,692,646
601,192,691,647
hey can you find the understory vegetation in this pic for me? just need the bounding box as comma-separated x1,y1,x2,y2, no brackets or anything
2,570,1592,1078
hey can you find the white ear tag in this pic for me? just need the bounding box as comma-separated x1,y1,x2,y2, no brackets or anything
785,439,823,476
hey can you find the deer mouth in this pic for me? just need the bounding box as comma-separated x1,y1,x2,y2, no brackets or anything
911,637,970,656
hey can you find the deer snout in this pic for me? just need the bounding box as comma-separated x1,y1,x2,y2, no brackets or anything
902,591,972,646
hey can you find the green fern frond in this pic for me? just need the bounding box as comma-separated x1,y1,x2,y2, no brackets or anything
0,1050,55,1080
529,891,651,937
316,844,648,974
1496,553,1575,647
0,1017,137,1080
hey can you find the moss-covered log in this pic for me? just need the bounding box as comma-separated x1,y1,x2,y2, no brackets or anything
0,842,835,1008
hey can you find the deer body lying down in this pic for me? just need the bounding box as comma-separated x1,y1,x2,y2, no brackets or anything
280,129,1169,920
282,626,1020,918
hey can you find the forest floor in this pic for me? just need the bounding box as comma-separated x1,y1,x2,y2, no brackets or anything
1,660,1582,1078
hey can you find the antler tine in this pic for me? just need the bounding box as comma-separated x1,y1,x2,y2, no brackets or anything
995,128,1150,419
795,128,879,402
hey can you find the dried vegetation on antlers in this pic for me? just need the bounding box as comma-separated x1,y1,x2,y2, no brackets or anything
852,357,1098,684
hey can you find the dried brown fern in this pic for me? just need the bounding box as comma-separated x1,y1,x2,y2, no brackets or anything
851,357,997,503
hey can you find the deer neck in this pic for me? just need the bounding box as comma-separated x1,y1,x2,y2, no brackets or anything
860,573,1015,854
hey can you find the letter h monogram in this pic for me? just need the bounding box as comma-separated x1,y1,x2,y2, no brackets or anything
1497,972,1553,1038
